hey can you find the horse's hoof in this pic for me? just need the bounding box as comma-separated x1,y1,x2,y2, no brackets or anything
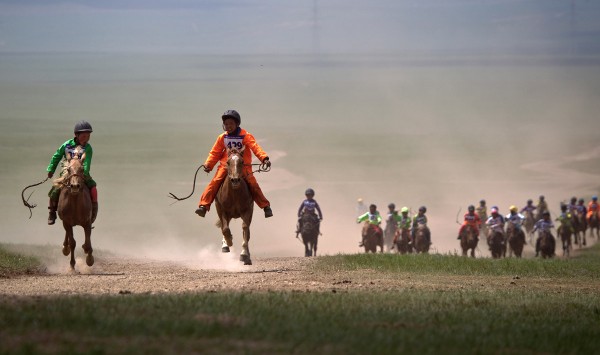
82,244,92,254
240,255,252,265
62,246,70,256
222,246,230,253
86,254,94,266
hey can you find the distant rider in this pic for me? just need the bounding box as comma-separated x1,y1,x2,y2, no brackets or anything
457,205,481,241
532,211,555,257
296,188,323,238
357,203,382,247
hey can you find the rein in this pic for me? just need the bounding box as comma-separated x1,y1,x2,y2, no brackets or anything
21,177,49,219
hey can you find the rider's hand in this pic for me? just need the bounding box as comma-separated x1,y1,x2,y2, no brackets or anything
47,172,53,179
263,158,271,168
203,166,211,173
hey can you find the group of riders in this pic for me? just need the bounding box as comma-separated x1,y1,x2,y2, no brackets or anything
457,196,599,257
357,203,431,250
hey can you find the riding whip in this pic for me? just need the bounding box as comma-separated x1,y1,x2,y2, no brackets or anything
21,177,49,219
455,207,462,225
168,164,207,203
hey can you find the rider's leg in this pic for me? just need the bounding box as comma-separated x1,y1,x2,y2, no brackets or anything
197,167,227,217
245,173,272,218
47,187,60,225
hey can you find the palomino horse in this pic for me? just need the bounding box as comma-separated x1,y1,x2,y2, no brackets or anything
215,147,254,265
506,222,525,258
460,225,478,258
557,226,572,257
383,215,398,253
393,227,412,255
523,211,535,245
488,230,505,259
589,213,599,239
538,230,556,259
54,146,94,269
299,212,320,257
413,224,430,254
361,222,383,253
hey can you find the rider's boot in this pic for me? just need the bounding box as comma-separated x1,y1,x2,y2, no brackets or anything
457,235,461,240
264,206,273,218
48,198,58,225
195,205,207,217
91,202,98,224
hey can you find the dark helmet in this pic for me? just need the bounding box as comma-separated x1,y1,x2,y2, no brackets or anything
539,195,545,200
560,203,567,211
571,197,577,203
479,199,486,205
388,203,395,209
369,204,377,210
543,211,550,216
222,109,241,125
527,199,533,204
419,206,426,213
579,198,585,203
74,120,93,134
305,188,315,196
468,205,475,212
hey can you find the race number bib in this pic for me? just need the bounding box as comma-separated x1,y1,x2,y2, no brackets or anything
224,135,244,150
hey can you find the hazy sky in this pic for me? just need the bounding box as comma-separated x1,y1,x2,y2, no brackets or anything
1,0,599,56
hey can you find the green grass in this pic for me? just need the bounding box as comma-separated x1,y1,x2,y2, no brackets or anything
1,244,600,354
311,244,600,279
0,245,42,278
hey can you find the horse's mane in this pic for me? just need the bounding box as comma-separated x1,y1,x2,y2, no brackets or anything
52,146,85,187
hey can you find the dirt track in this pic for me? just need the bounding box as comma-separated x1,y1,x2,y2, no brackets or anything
2,246,599,297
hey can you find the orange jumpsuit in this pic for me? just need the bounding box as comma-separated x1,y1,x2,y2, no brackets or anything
587,201,598,221
199,128,270,210
459,212,481,236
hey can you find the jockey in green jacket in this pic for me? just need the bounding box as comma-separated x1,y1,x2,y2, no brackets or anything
47,121,98,225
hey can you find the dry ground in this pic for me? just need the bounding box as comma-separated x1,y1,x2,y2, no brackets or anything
2,248,599,297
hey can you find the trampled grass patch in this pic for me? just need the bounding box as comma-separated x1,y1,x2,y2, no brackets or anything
0,245,42,278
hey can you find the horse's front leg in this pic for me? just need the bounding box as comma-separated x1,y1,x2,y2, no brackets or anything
221,216,233,253
82,225,94,266
63,222,76,269
240,219,251,265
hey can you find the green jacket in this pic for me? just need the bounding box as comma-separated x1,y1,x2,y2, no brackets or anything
47,138,93,178
357,211,382,225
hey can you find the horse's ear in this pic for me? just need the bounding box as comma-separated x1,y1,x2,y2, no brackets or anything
80,152,86,161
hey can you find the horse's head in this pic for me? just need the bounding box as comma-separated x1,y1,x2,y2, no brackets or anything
226,147,245,188
64,148,86,194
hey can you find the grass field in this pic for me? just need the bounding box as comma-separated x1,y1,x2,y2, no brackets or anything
1,244,599,354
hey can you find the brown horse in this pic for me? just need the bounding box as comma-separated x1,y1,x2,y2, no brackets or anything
299,212,320,257
413,224,430,254
523,210,535,245
361,222,383,253
557,226,572,257
588,212,599,239
54,146,94,269
215,148,254,265
488,230,505,259
393,227,412,255
460,225,478,258
538,230,556,259
506,222,525,258
575,211,587,246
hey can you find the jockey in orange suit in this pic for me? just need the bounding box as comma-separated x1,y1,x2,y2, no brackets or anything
195,110,273,218
587,195,598,222
457,205,481,240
